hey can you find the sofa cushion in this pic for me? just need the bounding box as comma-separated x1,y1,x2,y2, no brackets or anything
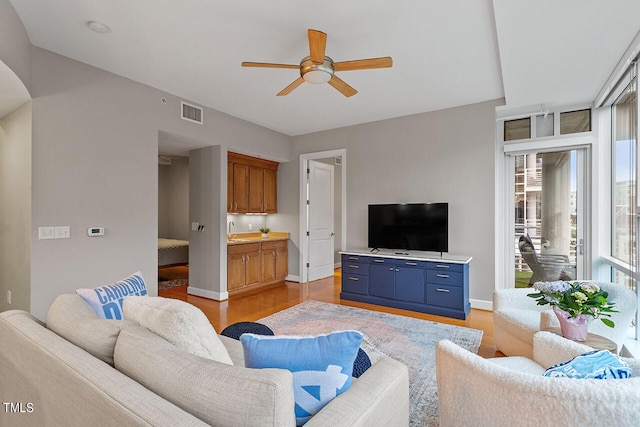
543,349,632,379
114,326,296,427
123,296,232,365
76,271,148,319
241,330,363,426
46,294,138,365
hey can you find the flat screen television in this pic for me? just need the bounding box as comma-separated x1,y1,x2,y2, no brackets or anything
368,203,448,253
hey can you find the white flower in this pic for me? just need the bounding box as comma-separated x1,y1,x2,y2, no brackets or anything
572,291,588,304
533,281,571,294
579,282,599,294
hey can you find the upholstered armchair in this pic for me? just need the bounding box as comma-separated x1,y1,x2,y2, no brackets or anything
493,282,637,357
436,331,640,427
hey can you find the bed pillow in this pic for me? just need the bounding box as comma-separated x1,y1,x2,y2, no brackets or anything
241,330,363,426
123,296,233,365
543,349,632,379
76,271,147,319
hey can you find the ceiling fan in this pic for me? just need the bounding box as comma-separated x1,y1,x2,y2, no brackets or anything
241,29,392,97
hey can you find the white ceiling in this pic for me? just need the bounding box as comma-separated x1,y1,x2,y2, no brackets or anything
6,0,640,139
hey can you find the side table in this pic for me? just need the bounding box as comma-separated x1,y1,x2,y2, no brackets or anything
544,327,617,353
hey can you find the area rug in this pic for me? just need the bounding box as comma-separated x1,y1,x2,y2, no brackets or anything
158,278,188,291
258,300,483,427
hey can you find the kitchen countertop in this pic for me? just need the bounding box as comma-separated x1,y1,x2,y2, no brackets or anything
227,231,289,245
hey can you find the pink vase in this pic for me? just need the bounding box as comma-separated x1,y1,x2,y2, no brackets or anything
553,306,592,341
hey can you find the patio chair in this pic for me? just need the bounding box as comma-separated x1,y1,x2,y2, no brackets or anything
518,234,573,286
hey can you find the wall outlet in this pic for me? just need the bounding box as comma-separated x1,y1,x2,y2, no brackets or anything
248,224,252,231
7,290,11,305
191,222,199,231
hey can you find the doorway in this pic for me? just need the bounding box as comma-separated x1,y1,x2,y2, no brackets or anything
509,148,588,287
299,149,347,284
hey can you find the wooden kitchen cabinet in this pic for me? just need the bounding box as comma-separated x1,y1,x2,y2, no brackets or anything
262,240,288,282
228,152,278,214
228,162,249,213
227,243,262,292
228,240,288,295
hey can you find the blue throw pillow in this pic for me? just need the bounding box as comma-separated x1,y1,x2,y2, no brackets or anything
543,349,632,379
241,330,363,426
76,272,147,319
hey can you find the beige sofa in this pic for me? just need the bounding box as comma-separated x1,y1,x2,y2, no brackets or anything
0,295,409,427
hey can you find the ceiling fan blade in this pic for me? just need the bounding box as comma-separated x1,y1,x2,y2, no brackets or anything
328,75,357,97
308,29,327,64
334,57,393,72
241,61,299,69
277,77,305,96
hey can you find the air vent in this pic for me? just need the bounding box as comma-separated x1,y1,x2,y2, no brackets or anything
158,155,172,165
181,101,203,125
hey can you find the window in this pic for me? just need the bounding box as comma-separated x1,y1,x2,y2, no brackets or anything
612,76,637,291
504,118,531,141
560,109,591,134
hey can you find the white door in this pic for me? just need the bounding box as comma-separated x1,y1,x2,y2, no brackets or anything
307,160,335,281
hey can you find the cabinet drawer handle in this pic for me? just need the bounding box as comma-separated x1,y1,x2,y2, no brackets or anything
349,256,359,260
436,265,450,269
348,277,359,281
389,267,394,271
405,262,418,266
374,259,385,263
436,274,449,278
436,288,450,293
348,265,359,269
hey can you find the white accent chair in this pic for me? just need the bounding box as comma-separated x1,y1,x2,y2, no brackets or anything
493,282,637,357
436,331,640,427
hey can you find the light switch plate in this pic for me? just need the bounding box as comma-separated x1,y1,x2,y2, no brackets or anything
55,226,70,239
38,227,55,240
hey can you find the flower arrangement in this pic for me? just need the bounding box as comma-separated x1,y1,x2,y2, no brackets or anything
527,281,617,328
259,227,270,234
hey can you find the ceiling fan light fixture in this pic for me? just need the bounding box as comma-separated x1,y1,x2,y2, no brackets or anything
303,69,332,84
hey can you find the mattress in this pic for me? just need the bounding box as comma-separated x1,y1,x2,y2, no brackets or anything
158,238,189,266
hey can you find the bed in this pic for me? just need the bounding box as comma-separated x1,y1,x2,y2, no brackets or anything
158,238,189,266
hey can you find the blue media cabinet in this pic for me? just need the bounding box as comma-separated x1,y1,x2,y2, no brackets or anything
340,250,472,319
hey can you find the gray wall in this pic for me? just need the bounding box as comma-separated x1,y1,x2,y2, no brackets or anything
158,157,190,240
25,48,291,319
279,99,502,304
0,102,31,313
188,146,227,299
0,0,31,91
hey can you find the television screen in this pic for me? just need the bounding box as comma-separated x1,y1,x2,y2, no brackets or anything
368,203,448,252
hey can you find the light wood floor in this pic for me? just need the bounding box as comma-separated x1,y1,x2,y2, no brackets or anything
159,269,501,358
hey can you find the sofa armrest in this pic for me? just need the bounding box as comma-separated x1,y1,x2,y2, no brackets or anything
532,331,594,369
493,288,543,311
305,357,409,427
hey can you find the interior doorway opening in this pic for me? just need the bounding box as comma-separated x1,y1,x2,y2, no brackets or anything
299,149,347,284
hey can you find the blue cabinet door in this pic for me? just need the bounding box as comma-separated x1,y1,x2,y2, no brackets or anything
395,266,426,303
369,263,395,299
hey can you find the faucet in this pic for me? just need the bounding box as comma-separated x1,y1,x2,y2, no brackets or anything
228,220,235,238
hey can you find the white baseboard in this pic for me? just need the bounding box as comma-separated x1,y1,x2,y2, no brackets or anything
187,286,228,301
470,298,493,311
286,274,300,283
